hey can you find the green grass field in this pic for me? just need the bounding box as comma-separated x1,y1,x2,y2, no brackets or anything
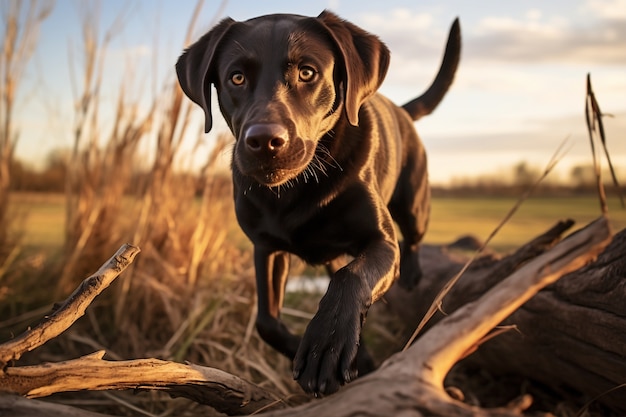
8,192,66,251
9,192,626,254
429,196,626,251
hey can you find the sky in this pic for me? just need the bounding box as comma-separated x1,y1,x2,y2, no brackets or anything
10,0,626,185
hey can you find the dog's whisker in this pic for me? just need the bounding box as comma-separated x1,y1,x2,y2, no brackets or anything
312,158,328,180
306,153,335,182
318,156,331,174
309,164,320,183
317,144,343,171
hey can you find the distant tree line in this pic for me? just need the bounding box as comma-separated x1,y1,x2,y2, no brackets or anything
10,150,68,192
9,148,231,196
434,161,621,197
8,152,621,197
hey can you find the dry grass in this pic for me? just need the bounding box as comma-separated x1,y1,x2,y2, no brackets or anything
58,2,153,295
0,0,54,298
0,2,309,415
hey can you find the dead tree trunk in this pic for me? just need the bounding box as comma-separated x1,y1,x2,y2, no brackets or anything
386,219,626,413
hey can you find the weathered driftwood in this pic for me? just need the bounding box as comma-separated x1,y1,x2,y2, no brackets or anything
0,351,286,415
0,244,141,367
0,244,286,416
0,218,614,416
387,217,626,413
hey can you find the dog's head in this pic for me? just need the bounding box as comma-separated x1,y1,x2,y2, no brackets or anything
176,11,390,186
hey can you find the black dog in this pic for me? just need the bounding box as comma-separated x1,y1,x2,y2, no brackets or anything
176,11,460,395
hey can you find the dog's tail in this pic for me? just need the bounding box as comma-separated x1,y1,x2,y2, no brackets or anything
402,18,461,121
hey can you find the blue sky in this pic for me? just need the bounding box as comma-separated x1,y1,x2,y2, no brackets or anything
12,0,626,184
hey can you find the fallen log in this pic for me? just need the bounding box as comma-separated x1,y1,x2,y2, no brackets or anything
0,217,614,416
387,217,626,413
0,244,141,367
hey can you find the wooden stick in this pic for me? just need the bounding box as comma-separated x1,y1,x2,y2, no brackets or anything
0,244,140,366
0,351,286,415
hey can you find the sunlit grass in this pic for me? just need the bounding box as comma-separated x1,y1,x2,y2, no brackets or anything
8,192,65,251
11,192,625,254
427,196,626,252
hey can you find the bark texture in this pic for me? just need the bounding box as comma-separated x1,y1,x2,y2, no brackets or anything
386,219,626,413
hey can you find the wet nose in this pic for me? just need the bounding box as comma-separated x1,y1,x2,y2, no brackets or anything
244,124,289,156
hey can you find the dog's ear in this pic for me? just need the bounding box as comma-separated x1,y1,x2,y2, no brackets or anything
317,10,390,126
176,18,235,133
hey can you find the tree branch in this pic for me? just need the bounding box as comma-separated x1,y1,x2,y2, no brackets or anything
0,350,286,415
0,244,140,367
414,216,611,387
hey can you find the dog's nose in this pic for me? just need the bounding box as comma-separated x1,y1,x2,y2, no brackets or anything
244,124,289,156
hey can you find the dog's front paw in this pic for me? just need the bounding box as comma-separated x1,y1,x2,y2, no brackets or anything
292,294,364,395
292,270,373,396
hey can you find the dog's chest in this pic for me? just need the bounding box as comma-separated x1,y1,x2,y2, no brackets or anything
235,191,368,264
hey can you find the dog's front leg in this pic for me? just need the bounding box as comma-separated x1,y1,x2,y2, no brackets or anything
293,237,399,395
254,247,301,358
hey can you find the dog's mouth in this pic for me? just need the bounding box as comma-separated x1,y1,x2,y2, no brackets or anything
253,167,301,187
235,135,320,187
248,151,339,187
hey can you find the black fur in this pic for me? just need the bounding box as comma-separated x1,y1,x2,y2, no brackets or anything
176,10,461,395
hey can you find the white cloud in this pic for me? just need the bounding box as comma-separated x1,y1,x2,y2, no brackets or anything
475,15,567,38
363,4,626,68
357,8,445,62
525,8,543,20
360,8,434,32
469,5,626,65
581,0,626,19
424,111,626,185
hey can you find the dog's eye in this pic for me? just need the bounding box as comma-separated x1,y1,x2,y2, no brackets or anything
230,72,245,86
298,66,316,82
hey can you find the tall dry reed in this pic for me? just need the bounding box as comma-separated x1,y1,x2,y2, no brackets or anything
58,2,153,294
0,0,53,277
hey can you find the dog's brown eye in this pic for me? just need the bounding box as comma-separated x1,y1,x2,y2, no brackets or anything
231,72,245,86
298,66,316,82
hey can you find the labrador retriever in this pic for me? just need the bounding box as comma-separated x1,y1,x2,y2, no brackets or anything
176,10,461,395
